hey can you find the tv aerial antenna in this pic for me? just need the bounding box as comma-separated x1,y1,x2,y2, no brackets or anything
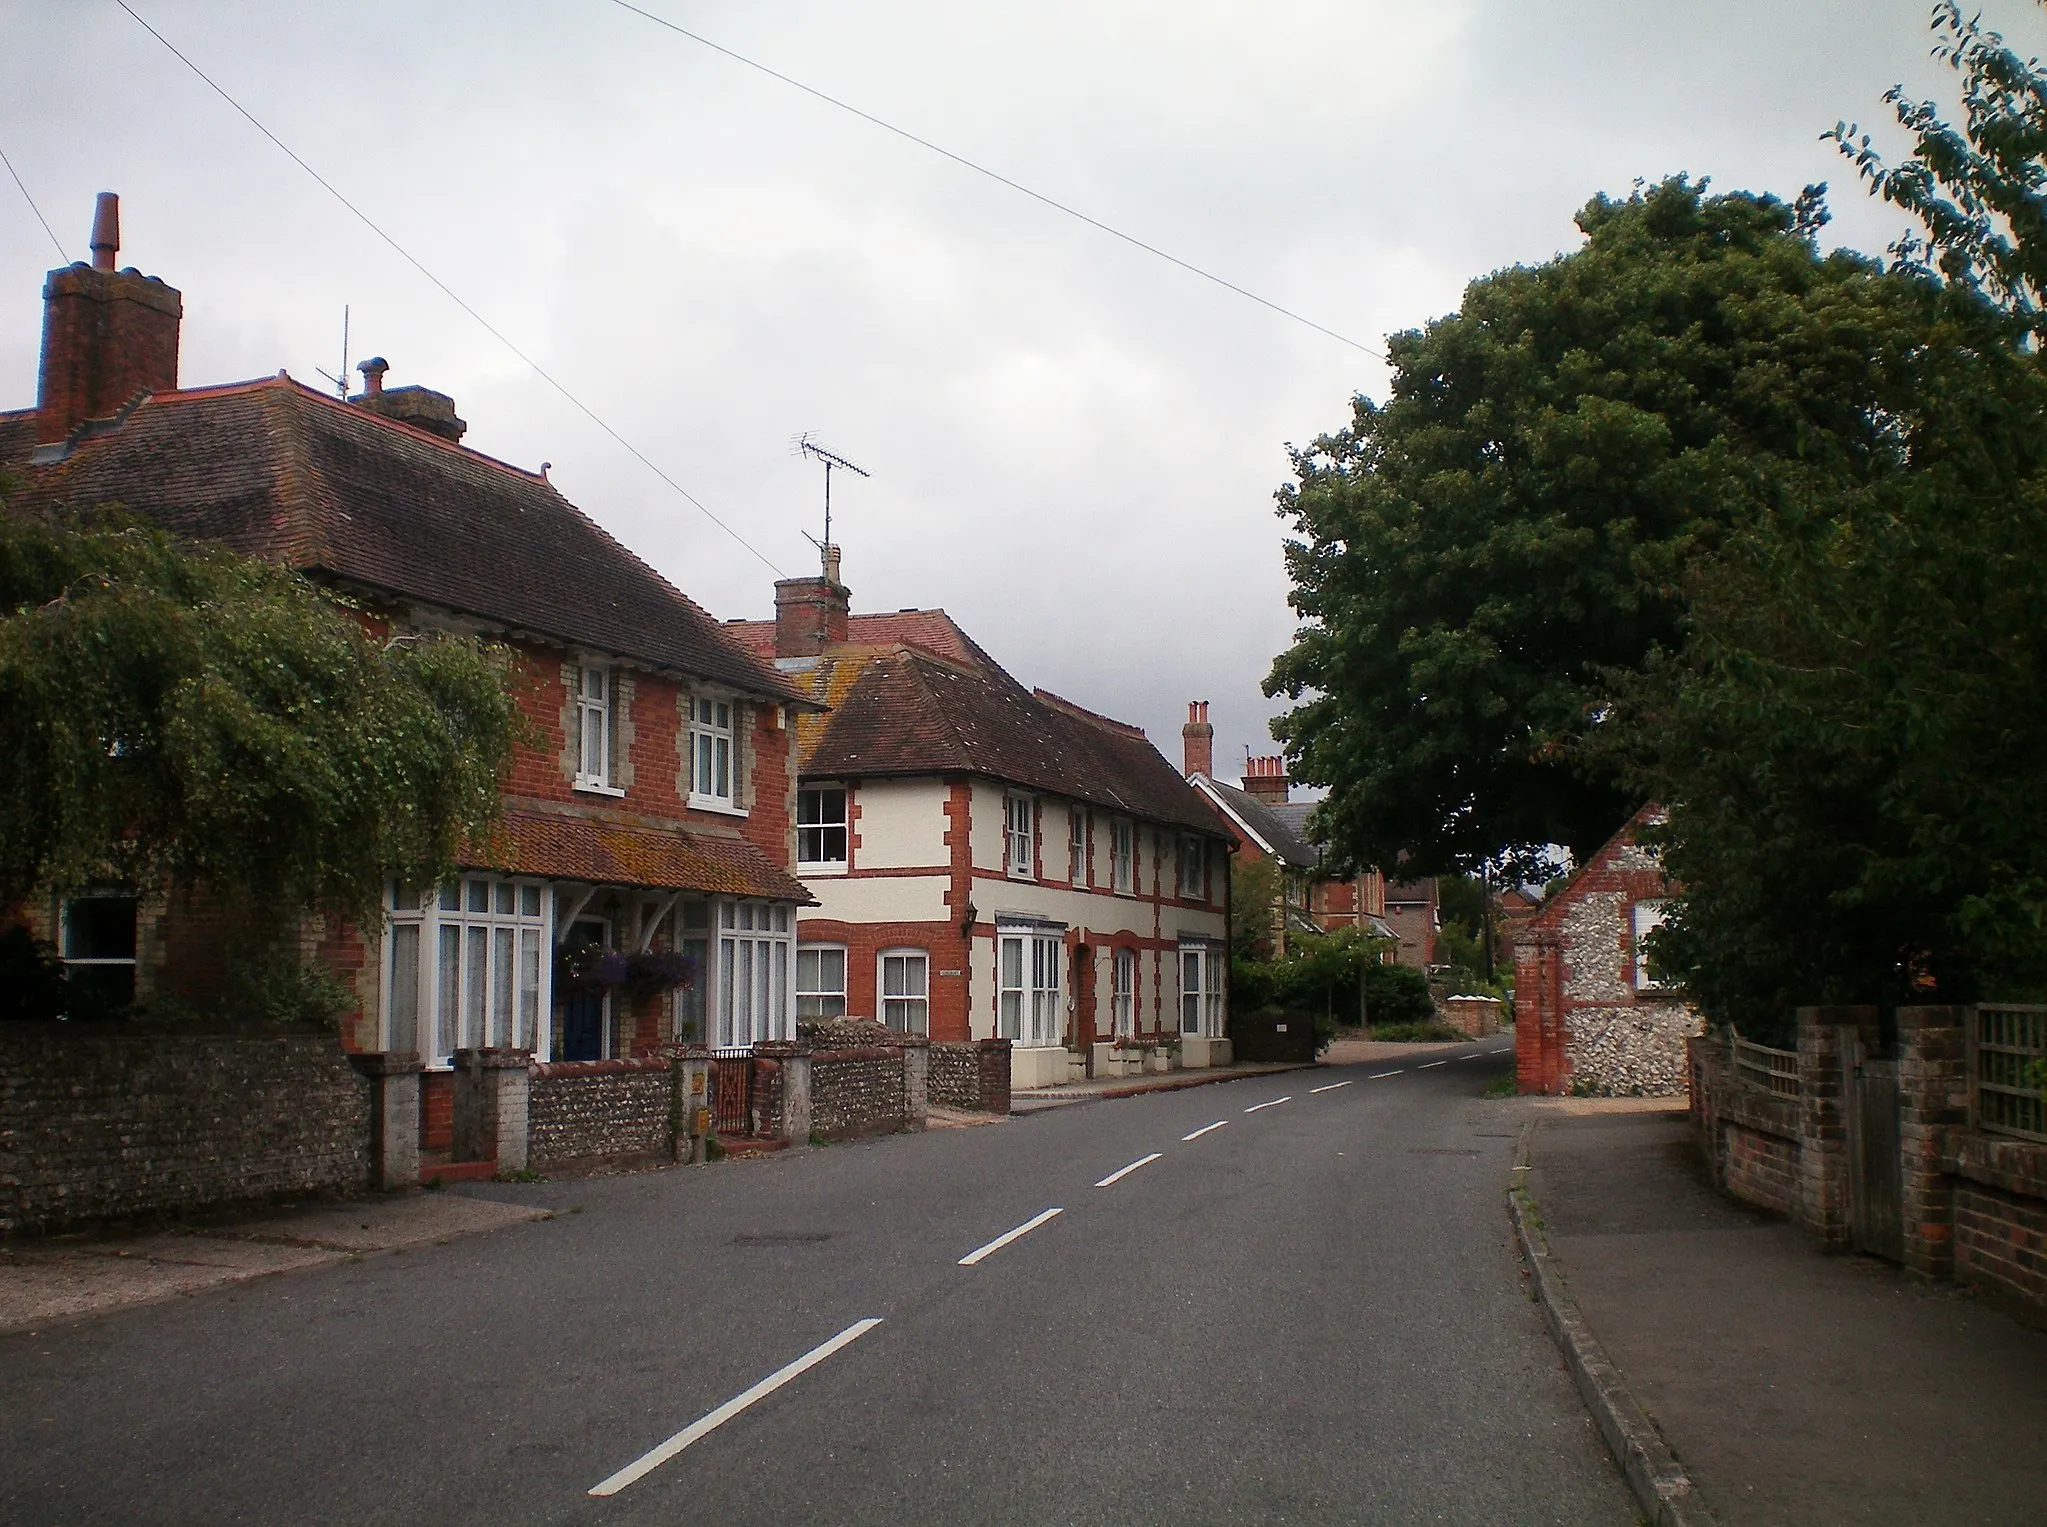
315,304,351,400
791,433,869,561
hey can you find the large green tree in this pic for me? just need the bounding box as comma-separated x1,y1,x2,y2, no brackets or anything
1265,177,1947,876
0,493,520,931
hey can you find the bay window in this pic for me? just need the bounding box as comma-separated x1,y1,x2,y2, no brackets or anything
998,925,1063,1048
716,900,793,1046
385,875,549,1065
879,949,929,1035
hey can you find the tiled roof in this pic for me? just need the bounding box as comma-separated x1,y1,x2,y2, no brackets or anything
9,378,804,703
1199,778,1321,869
484,808,813,901
800,644,1222,835
0,407,34,467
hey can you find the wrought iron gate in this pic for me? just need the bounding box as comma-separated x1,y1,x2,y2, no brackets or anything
1845,1034,1903,1262
711,1048,755,1137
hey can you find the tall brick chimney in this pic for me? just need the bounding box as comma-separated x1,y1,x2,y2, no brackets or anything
773,543,851,658
36,193,182,445
1243,754,1290,804
1182,700,1214,779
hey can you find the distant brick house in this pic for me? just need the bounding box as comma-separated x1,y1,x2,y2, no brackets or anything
2,197,815,1144
725,552,1232,1088
1514,805,1702,1095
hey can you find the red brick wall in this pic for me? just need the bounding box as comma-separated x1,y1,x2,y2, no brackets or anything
1724,1121,1800,1215
420,1070,454,1153
797,917,969,1040
1955,1182,2047,1309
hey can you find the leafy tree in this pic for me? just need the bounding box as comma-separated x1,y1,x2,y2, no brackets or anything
0,494,521,941
1265,177,1943,877
1833,2,2047,337
1229,851,1283,963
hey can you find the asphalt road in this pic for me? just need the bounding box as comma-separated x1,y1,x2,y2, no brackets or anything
2,1041,1634,1526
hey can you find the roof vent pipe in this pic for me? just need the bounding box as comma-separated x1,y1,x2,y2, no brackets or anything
89,192,119,271
357,356,388,397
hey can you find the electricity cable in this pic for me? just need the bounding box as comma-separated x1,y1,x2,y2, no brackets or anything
607,0,1386,361
112,0,786,575
2,143,69,262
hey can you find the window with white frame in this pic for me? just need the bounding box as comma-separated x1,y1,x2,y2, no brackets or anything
1632,900,1670,991
1111,818,1134,894
1006,793,1036,879
1179,834,1206,900
879,949,929,1035
998,927,1063,1047
716,900,793,1046
1179,941,1224,1037
574,665,616,791
690,695,737,808
60,892,139,1012
796,944,847,1019
1111,946,1135,1036
1068,807,1087,885
385,876,549,1066
798,786,848,868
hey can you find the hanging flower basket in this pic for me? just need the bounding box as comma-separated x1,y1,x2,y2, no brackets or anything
623,949,695,1000
556,942,629,995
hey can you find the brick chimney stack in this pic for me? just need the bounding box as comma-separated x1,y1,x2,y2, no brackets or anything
36,192,182,445
1243,755,1290,804
773,543,852,658
1182,700,1214,779
349,357,467,444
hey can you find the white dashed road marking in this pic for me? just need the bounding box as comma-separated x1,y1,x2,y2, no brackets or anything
589,1318,884,1496
1370,1070,1404,1079
1309,1081,1353,1094
1095,1153,1162,1188
1182,1120,1229,1142
1419,1061,1448,1069
1244,1097,1292,1113
959,1207,1064,1266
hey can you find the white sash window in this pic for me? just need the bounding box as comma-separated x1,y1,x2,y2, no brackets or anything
1178,941,1224,1038
1111,946,1135,1037
998,926,1063,1047
717,900,793,1046
385,876,550,1066
879,949,929,1035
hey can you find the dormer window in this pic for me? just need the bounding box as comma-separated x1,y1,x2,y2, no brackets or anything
574,665,621,793
690,695,735,809
1006,793,1036,879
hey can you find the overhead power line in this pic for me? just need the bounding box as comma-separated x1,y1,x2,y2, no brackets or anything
1,142,69,261
112,0,785,576
607,0,1387,361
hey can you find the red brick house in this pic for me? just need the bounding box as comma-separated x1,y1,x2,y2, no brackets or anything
2,197,815,1140
725,551,1232,1088
1513,804,1701,1095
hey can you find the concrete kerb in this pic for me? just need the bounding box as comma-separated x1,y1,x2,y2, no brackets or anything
1510,1120,1717,1527
1012,1062,1318,1114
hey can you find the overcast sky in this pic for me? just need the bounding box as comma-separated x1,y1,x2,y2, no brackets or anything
6,1,2042,779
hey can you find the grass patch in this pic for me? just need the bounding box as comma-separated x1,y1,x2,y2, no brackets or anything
1485,1074,1518,1098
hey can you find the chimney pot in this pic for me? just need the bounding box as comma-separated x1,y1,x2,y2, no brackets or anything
1243,754,1290,804
357,356,388,397
89,192,119,272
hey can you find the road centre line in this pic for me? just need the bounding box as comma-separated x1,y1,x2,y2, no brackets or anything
1418,1061,1448,1069
1095,1152,1163,1188
1244,1097,1292,1113
1182,1120,1229,1141
1309,1080,1352,1094
1369,1070,1404,1079
588,1317,883,1496
959,1207,1064,1266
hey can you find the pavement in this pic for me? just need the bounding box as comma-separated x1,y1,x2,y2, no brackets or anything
0,1033,1636,1526
1521,1104,2047,1526
0,1191,549,1335
1008,1057,1311,1110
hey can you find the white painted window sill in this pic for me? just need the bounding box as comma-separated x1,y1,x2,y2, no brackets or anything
573,780,627,798
689,796,750,818
799,862,848,876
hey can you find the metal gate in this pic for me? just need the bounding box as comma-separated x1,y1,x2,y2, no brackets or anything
1845,1034,1903,1262
711,1048,755,1137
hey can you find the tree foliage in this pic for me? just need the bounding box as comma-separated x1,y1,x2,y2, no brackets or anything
0,494,521,929
1833,1,2047,337
1266,177,1941,876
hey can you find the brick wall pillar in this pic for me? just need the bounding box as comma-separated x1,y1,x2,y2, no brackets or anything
673,1045,710,1162
1897,1005,1968,1282
1796,1006,1873,1249
351,1051,422,1190
1688,1031,1729,1189
757,1041,812,1144
903,1037,929,1129
978,1036,1012,1115
452,1047,531,1173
